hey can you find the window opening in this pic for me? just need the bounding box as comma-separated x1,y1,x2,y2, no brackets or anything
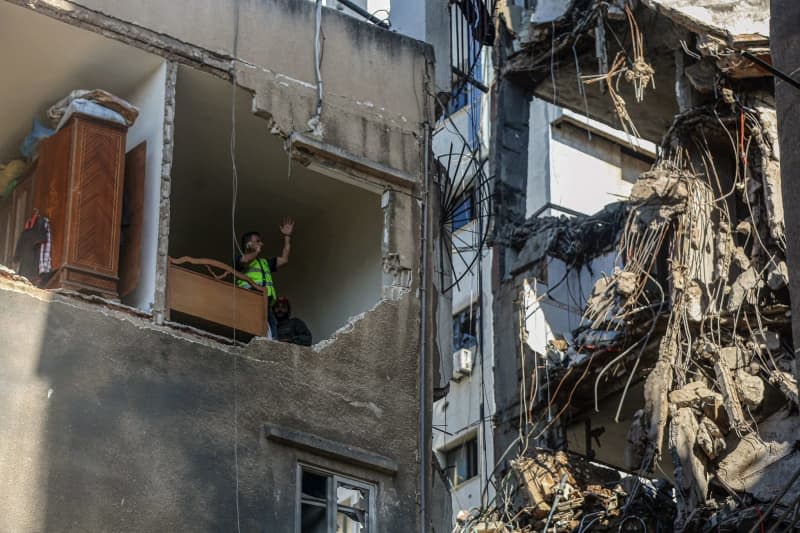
167,65,384,344
444,437,478,486
453,302,479,352
298,465,375,533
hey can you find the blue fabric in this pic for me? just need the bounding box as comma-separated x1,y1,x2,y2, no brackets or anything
20,120,54,160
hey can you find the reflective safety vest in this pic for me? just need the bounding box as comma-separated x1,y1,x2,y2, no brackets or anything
237,258,276,299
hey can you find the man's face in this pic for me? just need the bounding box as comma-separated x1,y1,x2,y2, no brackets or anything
247,235,263,253
273,301,289,319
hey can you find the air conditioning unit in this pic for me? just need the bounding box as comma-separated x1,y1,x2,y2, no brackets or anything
452,348,474,380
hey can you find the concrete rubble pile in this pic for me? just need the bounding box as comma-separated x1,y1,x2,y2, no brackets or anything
455,448,676,532
465,108,795,531
491,109,793,531
577,103,795,531
503,203,629,270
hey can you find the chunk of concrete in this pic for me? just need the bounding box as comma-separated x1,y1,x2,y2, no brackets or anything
735,369,764,409
615,270,639,298
669,381,707,407
714,360,751,433
719,346,746,369
717,409,800,504
696,416,726,460
771,371,799,406
727,266,762,312
767,260,789,290
685,281,704,322
669,407,708,503
668,380,726,427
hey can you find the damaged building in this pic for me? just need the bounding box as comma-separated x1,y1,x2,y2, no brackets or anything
0,0,450,531
445,0,800,531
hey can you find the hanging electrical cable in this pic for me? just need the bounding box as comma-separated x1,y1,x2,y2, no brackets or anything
308,0,324,136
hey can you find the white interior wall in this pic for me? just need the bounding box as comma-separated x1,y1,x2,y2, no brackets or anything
275,190,383,341
0,2,164,161
122,62,167,312
527,97,653,218
524,253,617,355
549,123,635,215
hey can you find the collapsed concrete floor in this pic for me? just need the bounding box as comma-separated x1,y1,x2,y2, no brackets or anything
460,91,794,533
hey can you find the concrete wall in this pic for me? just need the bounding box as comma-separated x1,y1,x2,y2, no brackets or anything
526,98,653,217
8,0,433,178
0,275,421,532
432,245,495,516
122,61,167,312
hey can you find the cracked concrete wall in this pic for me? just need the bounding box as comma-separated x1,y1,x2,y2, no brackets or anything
10,0,433,178
0,278,423,532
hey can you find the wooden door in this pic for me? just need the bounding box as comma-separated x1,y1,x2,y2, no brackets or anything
118,141,146,298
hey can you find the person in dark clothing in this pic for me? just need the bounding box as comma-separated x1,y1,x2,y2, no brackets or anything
273,296,312,346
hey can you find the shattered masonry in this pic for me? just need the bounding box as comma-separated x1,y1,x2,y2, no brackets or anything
460,0,800,531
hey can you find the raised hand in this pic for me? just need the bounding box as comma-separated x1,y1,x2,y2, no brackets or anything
280,216,294,237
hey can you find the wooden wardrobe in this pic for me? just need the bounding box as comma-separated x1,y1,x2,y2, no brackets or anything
33,113,128,299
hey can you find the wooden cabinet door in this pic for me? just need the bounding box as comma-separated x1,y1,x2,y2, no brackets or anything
34,123,72,272
65,117,125,278
118,141,146,298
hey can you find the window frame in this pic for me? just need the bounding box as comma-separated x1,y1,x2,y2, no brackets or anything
452,301,480,353
443,436,479,488
295,463,377,533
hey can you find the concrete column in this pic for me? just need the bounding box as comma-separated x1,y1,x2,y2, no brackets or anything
152,61,178,324
771,0,800,379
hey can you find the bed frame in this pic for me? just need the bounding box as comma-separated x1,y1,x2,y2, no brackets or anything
165,256,268,337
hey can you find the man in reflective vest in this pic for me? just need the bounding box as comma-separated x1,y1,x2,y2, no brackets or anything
236,217,294,336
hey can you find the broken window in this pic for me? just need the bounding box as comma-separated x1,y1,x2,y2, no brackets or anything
444,437,478,486
453,302,479,351
298,466,374,533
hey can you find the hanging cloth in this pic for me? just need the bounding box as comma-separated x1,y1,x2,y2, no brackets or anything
38,217,52,274
13,214,47,281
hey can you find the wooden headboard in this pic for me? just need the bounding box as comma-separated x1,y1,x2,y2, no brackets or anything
165,256,268,337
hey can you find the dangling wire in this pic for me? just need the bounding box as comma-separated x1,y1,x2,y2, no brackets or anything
229,3,242,532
